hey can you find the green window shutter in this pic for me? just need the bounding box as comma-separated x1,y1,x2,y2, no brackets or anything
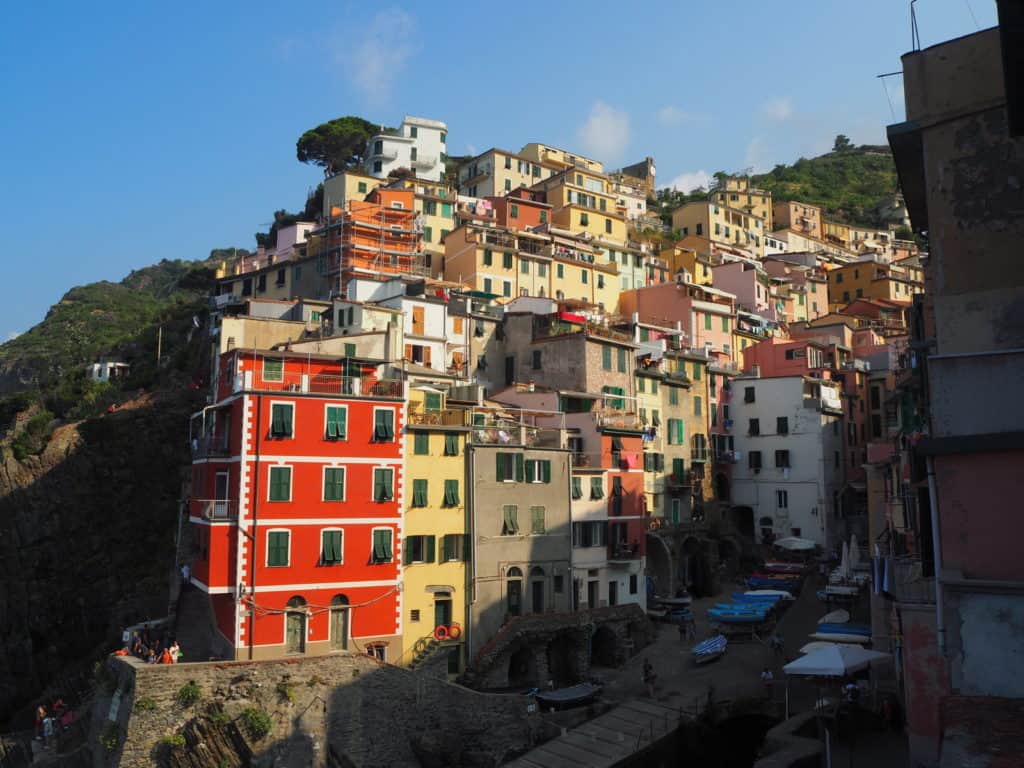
424,392,442,412
263,358,283,382
441,202,452,217
444,479,459,506
326,406,347,439
571,477,583,499
525,460,537,483
669,388,678,406
602,346,612,370
403,537,413,566
375,410,395,440
324,468,345,501
590,477,604,499
268,531,289,566
515,453,525,482
617,348,626,372
414,432,430,455
676,419,685,444
722,316,730,331
425,536,436,563
373,530,392,562
269,467,290,501
503,505,519,534
655,453,665,471
322,530,342,564
693,363,702,381
541,460,552,483
704,314,712,330
496,453,506,481
343,342,355,357
638,378,645,393
375,469,394,501
271,404,292,437
423,226,432,243
672,458,685,479
483,249,492,266
412,479,428,507
530,506,546,534
440,535,451,562
444,433,459,455
503,252,513,269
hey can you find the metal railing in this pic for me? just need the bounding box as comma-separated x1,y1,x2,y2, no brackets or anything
191,437,232,458
239,371,404,399
190,499,239,521
407,408,472,427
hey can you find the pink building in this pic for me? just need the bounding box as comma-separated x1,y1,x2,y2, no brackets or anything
618,282,736,356
711,261,773,319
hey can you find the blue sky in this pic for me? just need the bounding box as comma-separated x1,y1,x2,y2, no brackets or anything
0,1,998,341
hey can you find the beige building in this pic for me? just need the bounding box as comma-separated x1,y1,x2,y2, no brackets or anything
457,148,558,198
519,142,604,174
530,167,630,246
672,201,768,258
322,170,384,218
773,201,822,239
712,177,773,229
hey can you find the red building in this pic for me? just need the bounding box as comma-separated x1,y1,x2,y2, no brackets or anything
189,349,406,660
603,431,647,570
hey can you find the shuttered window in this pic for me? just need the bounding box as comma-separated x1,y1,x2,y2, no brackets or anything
571,477,583,500
269,467,291,501
414,432,430,455
321,530,342,564
443,479,460,507
530,506,546,534
590,477,604,499
262,358,284,382
502,505,520,535
411,479,428,507
373,468,394,502
372,530,393,562
444,434,459,456
267,531,289,566
325,406,347,439
323,468,345,501
374,410,395,441
270,403,293,438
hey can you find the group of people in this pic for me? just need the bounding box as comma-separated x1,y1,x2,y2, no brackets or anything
33,699,72,749
126,625,181,664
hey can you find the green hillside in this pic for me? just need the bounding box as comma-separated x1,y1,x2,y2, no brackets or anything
752,144,898,225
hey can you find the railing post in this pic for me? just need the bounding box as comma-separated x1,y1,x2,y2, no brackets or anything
301,373,309,393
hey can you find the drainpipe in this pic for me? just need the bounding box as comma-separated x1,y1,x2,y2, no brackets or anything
925,456,945,656
248,395,263,661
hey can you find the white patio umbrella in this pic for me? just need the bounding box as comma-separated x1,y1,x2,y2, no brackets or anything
849,534,861,571
784,644,890,677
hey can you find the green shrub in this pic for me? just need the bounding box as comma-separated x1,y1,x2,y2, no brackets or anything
276,681,295,703
175,680,201,707
160,733,186,748
135,696,158,712
240,707,273,741
99,722,120,752
209,706,231,725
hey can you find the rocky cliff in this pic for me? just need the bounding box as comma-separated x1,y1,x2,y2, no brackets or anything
0,384,200,726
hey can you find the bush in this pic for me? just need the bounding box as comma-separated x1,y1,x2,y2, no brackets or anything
276,681,295,703
208,706,231,725
160,733,186,748
176,680,201,707
240,707,273,741
99,722,120,752
135,696,158,712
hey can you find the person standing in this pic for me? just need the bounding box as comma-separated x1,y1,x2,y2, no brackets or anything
761,668,774,697
642,659,657,698
34,704,47,741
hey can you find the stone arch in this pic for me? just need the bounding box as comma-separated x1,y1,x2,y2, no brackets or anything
508,645,537,688
590,625,619,668
681,536,710,597
715,472,731,501
730,505,756,541
546,632,581,686
645,533,673,597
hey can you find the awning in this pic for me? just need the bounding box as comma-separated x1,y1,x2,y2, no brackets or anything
559,390,601,400
462,290,498,299
558,311,586,324
783,645,890,677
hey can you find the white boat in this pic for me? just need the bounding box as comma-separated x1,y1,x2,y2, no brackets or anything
745,589,796,601
809,631,870,644
825,584,859,597
818,609,850,625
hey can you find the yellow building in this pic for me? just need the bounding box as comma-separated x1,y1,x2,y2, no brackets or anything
531,168,629,246
712,178,773,230
671,201,768,258
443,223,621,310
519,142,604,174
401,389,470,674
457,148,558,199
322,170,384,217
659,245,714,286
827,259,924,307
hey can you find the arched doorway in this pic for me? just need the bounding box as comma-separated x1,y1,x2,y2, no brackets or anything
682,536,709,596
507,567,523,617
508,646,537,688
546,633,580,686
530,567,545,613
329,594,349,650
590,625,619,668
730,505,755,541
715,473,730,501
645,533,673,597
285,596,307,654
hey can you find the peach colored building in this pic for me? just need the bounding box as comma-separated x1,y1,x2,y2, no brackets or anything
618,281,737,357
772,200,822,239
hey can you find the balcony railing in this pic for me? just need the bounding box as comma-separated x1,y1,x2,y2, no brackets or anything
191,437,232,458
569,451,643,470
407,408,472,427
608,541,642,562
237,371,404,399
190,499,238,521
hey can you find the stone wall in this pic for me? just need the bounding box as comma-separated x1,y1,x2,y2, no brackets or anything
101,651,537,768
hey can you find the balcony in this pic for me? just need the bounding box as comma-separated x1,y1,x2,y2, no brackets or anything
411,154,437,169
191,437,232,459
608,540,642,563
237,370,405,399
190,499,238,521
407,408,472,427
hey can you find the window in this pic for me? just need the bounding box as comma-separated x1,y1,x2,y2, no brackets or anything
856,288,863,298
749,451,762,470
483,278,492,293
442,479,460,507
510,204,519,218
423,226,433,243
358,181,368,193
667,418,684,445
275,268,286,286
321,530,343,564
638,378,646,394
617,347,626,372
692,363,702,381
525,459,552,483
373,160,382,173
503,281,511,297
775,450,790,468
496,452,523,482
444,433,459,456
704,314,712,331
269,466,291,501
605,218,612,234
373,468,394,502
669,388,679,406
581,269,588,284
571,477,583,500
410,609,420,622
540,210,548,223
530,506,546,534
502,252,513,269
557,263,564,279
371,529,393,563
410,147,417,161
411,478,428,507
776,490,789,509
267,530,289,567
270,403,293,438
629,574,638,594
672,457,685,480
374,410,395,441
412,432,430,456
696,223,703,236
538,262,547,277
504,156,512,169
694,396,702,417
483,249,493,266
602,345,612,371
651,379,658,394
777,417,789,435
441,534,465,562
323,468,345,501
749,418,760,436
405,535,435,564
590,477,604,499
502,505,520,535
711,405,718,427
263,357,284,382
521,260,529,274
504,179,512,192
580,212,589,226
744,386,756,403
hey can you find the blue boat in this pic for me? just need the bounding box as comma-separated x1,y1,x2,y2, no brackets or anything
817,623,871,636
707,610,768,624
731,593,782,604
713,603,770,614
692,635,728,664
747,577,798,591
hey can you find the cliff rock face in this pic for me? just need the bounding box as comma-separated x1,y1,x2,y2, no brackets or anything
0,388,196,724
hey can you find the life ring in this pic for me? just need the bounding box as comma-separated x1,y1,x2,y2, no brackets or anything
433,625,449,641
448,624,462,640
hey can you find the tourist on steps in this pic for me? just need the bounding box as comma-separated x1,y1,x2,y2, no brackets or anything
642,659,656,698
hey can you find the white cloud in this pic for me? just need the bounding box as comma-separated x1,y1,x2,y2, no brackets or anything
657,106,692,126
744,137,768,174
577,101,630,163
667,170,712,194
344,9,418,105
5,330,21,342
761,97,794,122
